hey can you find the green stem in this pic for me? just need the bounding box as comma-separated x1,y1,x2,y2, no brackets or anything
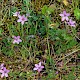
22,25,24,38
71,27,80,40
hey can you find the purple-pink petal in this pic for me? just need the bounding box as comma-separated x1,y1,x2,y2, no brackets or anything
39,62,42,66
35,64,39,67
12,36,22,44
1,63,4,67
33,62,44,72
68,19,76,27
17,39,22,43
21,21,25,25
17,36,20,39
41,66,44,69
65,17,69,21
62,17,66,21
13,36,17,39
6,70,10,73
13,40,18,44
17,15,28,25
38,68,42,72
18,15,22,18
33,67,38,70
66,13,70,16
63,11,66,14
59,10,70,21
0,70,4,73
59,14,64,17
4,73,8,77
0,63,4,69
13,12,20,16
17,19,22,22
0,64,10,78
1,73,4,78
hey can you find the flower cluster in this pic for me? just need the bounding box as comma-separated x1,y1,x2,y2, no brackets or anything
13,11,29,25
33,62,44,72
59,10,76,27
0,63,10,78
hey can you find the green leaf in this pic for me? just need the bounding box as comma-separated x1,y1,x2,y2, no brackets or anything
42,4,55,15
47,4,55,14
67,40,77,49
62,33,73,41
23,0,30,6
42,5,48,15
74,8,80,20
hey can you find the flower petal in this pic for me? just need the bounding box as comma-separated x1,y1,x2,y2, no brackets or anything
17,36,20,39
38,68,42,72
18,15,21,18
59,14,64,17
6,70,10,73
18,39,22,42
63,11,66,15
41,66,44,69
21,21,25,25
16,41,19,44
62,17,65,21
33,67,38,70
65,17,69,21
5,73,8,77
1,73,4,78
39,62,42,66
35,64,39,67
0,70,4,73
66,13,70,16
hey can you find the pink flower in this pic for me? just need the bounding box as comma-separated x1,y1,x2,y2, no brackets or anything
0,67,10,78
17,15,28,25
12,36,22,44
13,12,20,17
67,19,76,27
33,62,44,72
0,63,4,70
59,11,70,21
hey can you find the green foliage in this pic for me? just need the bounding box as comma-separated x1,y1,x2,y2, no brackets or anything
42,70,55,79
42,5,48,15
0,28,3,35
67,71,76,80
0,0,80,80
38,26,46,36
23,0,30,6
41,5,55,15
49,28,77,54
74,8,80,20
9,71,28,80
1,38,14,56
